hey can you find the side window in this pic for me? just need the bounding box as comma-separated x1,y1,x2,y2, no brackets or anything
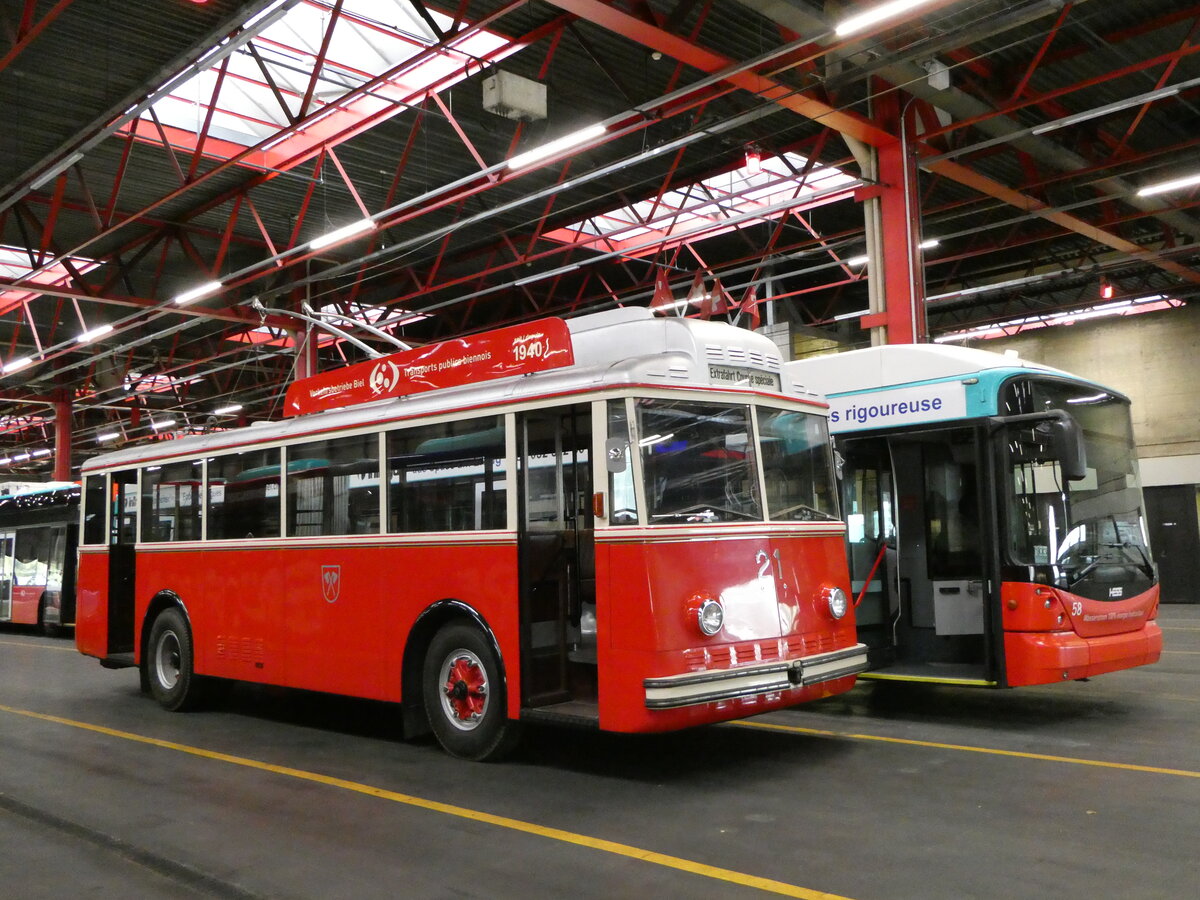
141,460,203,542
387,416,506,532
286,433,381,536
207,448,281,540
82,475,106,545
13,528,50,586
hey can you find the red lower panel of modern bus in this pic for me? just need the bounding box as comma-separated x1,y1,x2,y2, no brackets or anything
5,585,44,625
1000,582,1162,686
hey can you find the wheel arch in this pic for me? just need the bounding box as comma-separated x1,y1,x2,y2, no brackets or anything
401,599,508,739
139,590,189,667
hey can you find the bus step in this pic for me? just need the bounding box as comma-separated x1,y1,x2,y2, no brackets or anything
99,653,136,670
522,700,600,728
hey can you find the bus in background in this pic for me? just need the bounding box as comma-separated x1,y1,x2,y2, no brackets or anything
785,344,1161,688
75,308,866,759
0,481,80,635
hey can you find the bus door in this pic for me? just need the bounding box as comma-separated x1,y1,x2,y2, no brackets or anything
0,531,13,621
844,427,993,682
517,403,596,715
107,470,138,655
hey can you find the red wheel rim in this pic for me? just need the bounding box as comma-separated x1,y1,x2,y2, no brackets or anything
438,649,489,731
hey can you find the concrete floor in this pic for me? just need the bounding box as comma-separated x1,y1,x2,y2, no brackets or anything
1,608,1197,899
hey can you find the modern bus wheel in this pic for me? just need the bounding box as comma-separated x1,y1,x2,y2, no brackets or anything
422,623,518,761
145,607,202,712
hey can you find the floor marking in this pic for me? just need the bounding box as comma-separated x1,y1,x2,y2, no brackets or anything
0,703,851,900
1162,650,1200,655
734,719,1200,779
0,639,76,652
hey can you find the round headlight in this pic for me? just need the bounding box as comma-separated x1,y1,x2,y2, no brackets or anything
697,598,725,635
825,586,849,620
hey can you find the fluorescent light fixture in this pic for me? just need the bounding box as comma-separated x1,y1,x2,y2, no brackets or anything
919,238,940,249
833,309,871,321
96,431,121,443
0,458,10,465
13,452,30,462
835,0,939,37
2,356,33,374
846,254,870,266
1032,87,1181,136
32,449,52,458
76,324,114,344
1137,171,1200,197
507,124,607,171
213,404,243,416
308,218,375,251
151,418,177,431
29,152,84,191
173,280,223,306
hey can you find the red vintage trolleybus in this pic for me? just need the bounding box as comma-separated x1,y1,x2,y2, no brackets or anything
76,308,866,758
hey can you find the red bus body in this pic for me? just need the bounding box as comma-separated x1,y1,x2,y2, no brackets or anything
76,309,865,755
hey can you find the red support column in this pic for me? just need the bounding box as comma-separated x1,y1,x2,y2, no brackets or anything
861,89,926,345
292,328,318,381
53,396,71,482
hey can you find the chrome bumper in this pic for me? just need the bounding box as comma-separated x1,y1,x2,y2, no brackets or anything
643,643,869,709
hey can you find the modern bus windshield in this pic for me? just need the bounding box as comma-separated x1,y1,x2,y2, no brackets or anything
1002,379,1155,602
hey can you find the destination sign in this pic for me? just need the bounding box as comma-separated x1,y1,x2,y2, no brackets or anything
284,318,575,417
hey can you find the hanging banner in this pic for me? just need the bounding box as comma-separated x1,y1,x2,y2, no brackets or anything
284,318,574,417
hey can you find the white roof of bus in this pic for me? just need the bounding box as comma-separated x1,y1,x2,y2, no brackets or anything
785,343,1066,396
84,308,809,472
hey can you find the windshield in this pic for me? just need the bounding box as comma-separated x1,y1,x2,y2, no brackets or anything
638,398,762,523
1002,378,1154,600
634,398,839,524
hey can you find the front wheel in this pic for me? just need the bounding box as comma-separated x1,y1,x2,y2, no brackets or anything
145,607,203,712
422,623,518,761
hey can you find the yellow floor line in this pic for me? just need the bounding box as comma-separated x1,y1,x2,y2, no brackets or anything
0,703,851,900
734,719,1200,778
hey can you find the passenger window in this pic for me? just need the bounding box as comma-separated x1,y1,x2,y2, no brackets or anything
286,433,381,536
141,460,203,542
112,470,138,545
387,416,506,532
206,448,281,540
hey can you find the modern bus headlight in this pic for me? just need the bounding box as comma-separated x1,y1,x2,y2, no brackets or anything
688,594,725,636
824,587,849,620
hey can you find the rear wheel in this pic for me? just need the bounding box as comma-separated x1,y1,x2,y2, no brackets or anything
145,607,202,711
422,623,518,761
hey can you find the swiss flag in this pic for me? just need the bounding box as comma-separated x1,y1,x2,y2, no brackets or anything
650,268,674,313
740,283,760,331
710,278,732,316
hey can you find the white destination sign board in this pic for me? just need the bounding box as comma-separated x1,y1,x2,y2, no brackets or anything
827,382,967,433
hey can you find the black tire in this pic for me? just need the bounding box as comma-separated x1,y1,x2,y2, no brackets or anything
422,623,519,761
144,607,203,712
37,597,62,638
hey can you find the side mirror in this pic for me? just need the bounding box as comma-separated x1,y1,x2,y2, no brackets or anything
605,437,629,474
1041,413,1087,481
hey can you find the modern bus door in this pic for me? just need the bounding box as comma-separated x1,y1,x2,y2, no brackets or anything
0,531,13,621
842,426,995,684
517,404,597,721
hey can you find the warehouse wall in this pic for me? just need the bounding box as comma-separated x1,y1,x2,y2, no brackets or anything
979,302,1200,476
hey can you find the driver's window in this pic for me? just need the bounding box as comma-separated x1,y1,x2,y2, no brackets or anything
606,400,637,526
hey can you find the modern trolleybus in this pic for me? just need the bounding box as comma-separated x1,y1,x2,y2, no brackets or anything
75,308,867,759
0,481,79,635
785,344,1161,688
